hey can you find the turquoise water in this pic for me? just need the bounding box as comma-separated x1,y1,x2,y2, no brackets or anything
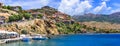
1,34,120,46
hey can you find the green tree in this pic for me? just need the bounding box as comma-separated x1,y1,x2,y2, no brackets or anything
8,14,23,22
14,15,19,21
2,5,7,9
37,14,43,18
21,29,28,34
18,14,23,20
18,7,22,12
23,13,31,19
7,5,12,10
9,15,15,22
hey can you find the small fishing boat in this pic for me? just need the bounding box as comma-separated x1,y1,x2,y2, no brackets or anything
32,34,48,40
20,34,31,42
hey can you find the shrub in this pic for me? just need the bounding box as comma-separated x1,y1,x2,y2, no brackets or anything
37,14,43,18
21,30,28,34
23,13,31,19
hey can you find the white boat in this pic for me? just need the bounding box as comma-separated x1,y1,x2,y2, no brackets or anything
32,34,48,40
20,34,31,42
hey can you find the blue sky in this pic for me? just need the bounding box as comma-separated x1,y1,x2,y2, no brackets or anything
0,0,120,15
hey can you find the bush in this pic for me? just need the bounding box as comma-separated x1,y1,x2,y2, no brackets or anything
23,13,31,19
8,14,23,22
37,14,43,18
18,14,23,20
56,22,82,34
9,15,15,22
21,30,28,34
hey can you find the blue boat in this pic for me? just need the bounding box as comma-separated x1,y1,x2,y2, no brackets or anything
32,37,46,40
22,38,30,42
32,35,48,40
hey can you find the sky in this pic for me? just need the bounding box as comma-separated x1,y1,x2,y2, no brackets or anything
0,0,120,15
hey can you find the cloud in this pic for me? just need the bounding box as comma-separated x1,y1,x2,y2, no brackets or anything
74,0,92,15
58,0,80,15
58,0,92,15
0,0,117,15
93,1,111,14
1,0,49,9
110,9,120,13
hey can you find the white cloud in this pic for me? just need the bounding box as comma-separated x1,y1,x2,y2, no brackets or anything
58,0,80,15
58,0,92,15
1,0,49,9
93,1,111,14
110,9,120,13
1,0,114,15
74,0,92,15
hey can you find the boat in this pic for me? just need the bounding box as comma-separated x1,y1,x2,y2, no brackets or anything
32,34,48,40
21,37,30,42
20,34,31,42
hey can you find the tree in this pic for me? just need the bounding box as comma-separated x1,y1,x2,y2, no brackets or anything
23,13,31,19
37,14,43,18
2,5,7,9
18,7,22,12
14,15,19,21
7,5,12,10
18,14,23,20
21,29,28,34
9,15,15,22
8,14,23,22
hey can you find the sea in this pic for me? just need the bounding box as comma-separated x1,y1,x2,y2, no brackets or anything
1,34,120,46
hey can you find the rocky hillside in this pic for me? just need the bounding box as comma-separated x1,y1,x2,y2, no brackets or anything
0,5,73,35
0,8,18,18
0,19,59,35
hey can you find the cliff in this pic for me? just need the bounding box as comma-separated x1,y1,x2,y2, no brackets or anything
0,19,59,35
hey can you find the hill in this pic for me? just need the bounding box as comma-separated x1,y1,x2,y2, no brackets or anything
1,2,120,34
0,5,83,35
73,12,120,24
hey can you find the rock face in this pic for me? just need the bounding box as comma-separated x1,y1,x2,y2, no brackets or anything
0,19,59,35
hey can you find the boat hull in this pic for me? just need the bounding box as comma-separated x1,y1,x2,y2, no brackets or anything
22,38,30,42
32,38,46,40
